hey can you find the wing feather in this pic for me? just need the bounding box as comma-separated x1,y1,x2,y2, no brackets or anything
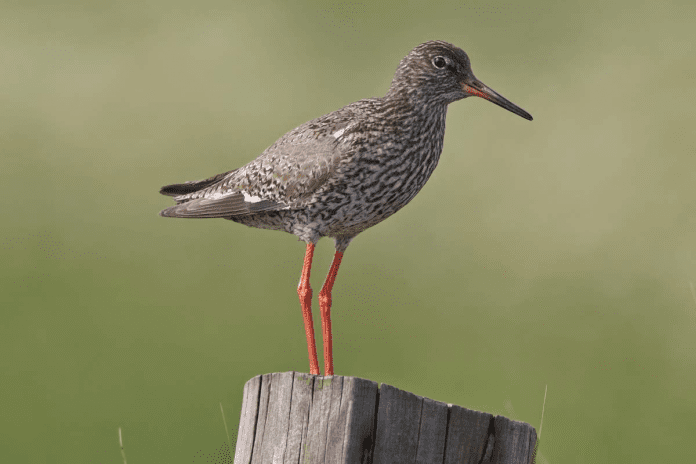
159,192,281,218
158,110,359,219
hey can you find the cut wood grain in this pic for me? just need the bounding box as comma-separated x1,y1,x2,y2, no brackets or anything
233,372,536,464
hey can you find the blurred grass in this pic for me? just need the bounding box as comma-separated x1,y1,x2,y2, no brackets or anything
2,0,696,462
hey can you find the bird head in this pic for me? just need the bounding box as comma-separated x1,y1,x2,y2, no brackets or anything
387,40,532,121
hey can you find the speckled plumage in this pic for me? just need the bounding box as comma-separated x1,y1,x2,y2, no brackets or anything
160,41,531,252
160,40,532,376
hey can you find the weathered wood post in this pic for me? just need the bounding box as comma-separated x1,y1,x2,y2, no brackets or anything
234,371,537,464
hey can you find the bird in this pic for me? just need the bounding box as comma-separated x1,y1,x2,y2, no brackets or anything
159,40,532,376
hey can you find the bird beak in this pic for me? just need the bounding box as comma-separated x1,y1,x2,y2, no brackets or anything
462,77,533,121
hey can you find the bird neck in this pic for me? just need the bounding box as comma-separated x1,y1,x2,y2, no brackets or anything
383,86,449,119
376,91,449,176
381,90,449,139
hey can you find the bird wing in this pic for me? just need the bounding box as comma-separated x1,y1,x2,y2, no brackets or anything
159,119,354,219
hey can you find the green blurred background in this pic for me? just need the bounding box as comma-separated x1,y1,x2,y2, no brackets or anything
2,0,695,462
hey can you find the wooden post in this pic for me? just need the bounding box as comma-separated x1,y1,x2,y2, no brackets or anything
234,371,537,464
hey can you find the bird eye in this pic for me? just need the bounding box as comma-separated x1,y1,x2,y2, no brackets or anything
433,56,446,69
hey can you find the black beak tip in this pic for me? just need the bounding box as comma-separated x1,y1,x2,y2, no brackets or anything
465,80,533,122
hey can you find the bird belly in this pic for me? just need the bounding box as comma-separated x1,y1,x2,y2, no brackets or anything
309,184,419,239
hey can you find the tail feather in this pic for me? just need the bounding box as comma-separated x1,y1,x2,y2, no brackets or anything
159,170,234,197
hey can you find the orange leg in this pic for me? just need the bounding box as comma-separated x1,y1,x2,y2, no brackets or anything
318,250,344,376
297,243,320,375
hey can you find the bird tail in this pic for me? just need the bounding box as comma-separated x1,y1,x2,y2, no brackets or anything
159,170,234,197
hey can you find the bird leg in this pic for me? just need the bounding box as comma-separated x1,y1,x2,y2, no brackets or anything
318,250,344,376
298,243,320,375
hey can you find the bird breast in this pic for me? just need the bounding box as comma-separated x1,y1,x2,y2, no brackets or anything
312,104,449,234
